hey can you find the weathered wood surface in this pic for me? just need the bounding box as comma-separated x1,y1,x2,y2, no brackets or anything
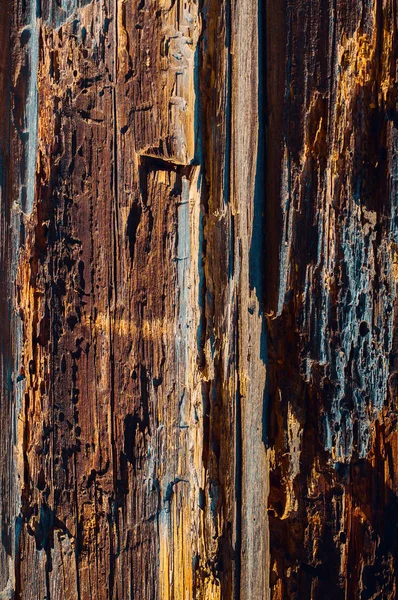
0,0,397,598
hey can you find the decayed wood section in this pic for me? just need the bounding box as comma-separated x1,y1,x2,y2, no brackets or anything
0,0,398,598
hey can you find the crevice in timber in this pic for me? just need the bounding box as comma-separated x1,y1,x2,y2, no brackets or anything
138,154,198,179
224,0,232,207
126,201,142,264
250,0,268,447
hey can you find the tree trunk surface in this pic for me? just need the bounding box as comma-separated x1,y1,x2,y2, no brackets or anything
0,0,397,598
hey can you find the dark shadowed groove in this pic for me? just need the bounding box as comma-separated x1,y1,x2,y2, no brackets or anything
249,0,268,446
194,4,204,168
126,201,142,263
224,0,232,208
249,0,266,300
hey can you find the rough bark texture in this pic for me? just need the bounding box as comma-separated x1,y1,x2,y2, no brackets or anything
1,0,398,598
266,2,398,598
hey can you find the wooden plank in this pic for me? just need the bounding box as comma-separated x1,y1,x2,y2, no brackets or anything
1,0,398,598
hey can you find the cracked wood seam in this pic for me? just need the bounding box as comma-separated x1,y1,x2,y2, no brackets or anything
0,0,398,599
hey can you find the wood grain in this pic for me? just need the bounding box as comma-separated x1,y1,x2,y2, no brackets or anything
0,0,397,598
